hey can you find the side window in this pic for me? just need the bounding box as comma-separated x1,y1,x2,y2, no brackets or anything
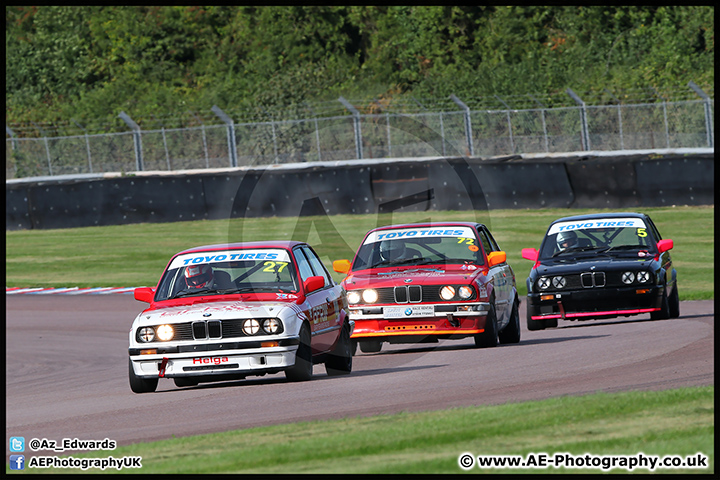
485,228,501,251
477,229,494,256
293,248,315,282
302,246,331,287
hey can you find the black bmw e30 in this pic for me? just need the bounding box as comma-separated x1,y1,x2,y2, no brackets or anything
521,212,679,330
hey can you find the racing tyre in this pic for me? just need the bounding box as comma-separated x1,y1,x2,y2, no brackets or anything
651,286,670,320
499,298,521,344
174,377,199,388
129,359,158,394
668,285,680,318
325,322,353,376
475,303,498,348
285,323,313,382
359,340,382,353
526,304,546,331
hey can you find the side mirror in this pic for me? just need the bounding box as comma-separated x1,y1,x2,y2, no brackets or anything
487,251,506,267
134,287,154,303
521,248,539,262
657,239,674,254
333,259,351,274
303,275,325,294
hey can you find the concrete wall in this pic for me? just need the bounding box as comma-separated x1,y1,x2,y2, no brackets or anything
6,153,714,230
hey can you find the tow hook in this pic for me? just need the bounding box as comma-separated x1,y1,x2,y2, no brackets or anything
446,314,460,328
158,357,169,378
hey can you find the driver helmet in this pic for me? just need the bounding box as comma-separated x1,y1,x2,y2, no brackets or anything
379,240,406,261
556,231,578,250
184,264,213,288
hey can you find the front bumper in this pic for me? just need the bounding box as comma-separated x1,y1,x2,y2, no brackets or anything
526,285,663,321
129,337,299,379
348,302,490,340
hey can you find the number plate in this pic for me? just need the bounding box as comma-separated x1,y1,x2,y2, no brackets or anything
383,305,434,319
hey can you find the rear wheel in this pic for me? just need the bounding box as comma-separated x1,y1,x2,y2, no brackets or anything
325,322,353,376
129,359,158,394
285,323,313,382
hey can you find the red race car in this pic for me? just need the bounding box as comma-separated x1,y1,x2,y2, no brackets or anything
128,241,353,393
333,222,520,354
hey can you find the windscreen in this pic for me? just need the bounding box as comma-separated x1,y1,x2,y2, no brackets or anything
155,249,298,301
352,226,484,271
539,217,655,260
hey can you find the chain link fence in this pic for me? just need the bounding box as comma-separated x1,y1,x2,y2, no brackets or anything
6,96,713,180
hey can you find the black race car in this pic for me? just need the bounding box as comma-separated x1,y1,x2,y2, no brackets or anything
521,212,679,330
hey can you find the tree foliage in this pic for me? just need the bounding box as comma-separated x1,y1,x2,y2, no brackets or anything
5,6,714,134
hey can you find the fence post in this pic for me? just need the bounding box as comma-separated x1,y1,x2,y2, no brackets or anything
191,112,210,168
6,126,18,152
31,121,53,176
338,97,363,159
211,106,238,167
72,119,93,173
450,94,474,156
495,95,515,154
566,89,590,151
528,95,549,153
118,111,144,171
603,89,624,150
688,81,714,148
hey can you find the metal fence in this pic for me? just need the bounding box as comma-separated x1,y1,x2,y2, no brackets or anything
6,94,714,180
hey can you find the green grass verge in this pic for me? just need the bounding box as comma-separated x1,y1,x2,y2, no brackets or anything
5,206,713,299
11,386,713,474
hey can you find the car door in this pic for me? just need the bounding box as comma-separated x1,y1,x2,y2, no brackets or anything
294,246,341,353
478,226,512,323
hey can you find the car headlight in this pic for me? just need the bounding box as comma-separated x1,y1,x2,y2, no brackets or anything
138,327,155,343
637,271,650,283
552,276,566,289
622,271,635,284
538,277,551,290
362,289,378,303
156,324,174,341
440,286,456,300
458,286,473,299
243,318,261,335
347,290,361,305
262,318,281,334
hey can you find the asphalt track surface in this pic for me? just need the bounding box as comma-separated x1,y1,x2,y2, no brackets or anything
5,294,714,459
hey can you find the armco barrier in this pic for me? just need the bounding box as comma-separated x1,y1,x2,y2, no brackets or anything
5,153,713,231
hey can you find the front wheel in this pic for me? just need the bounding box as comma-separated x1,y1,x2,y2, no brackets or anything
475,303,498,348
129,358,158,394
668,285,680,318
285,323,313,382
651,286,670,320
325,322,353,376
499,299,521,344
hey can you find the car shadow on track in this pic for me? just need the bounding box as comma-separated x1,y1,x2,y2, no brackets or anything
161,364,446,392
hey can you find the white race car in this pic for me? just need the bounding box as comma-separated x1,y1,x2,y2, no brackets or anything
128,241,353,393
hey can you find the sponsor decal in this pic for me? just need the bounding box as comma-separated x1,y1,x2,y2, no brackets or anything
548,218,646,235
169,249,290,269
192,356,230,365
363,227,475,244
